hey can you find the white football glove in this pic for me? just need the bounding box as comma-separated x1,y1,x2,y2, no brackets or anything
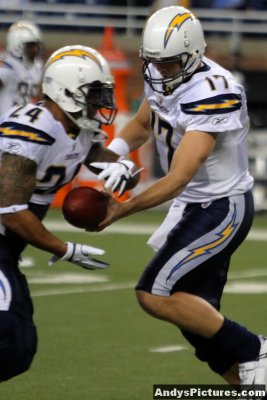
90,160,142,197
48,242,109,270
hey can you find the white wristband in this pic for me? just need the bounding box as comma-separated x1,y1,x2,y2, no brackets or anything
0,204,28,214
61,242,74,261
107,138,130,157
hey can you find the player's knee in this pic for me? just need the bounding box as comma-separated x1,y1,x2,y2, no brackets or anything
136,289,159,316
135,290,167,319
136,289,150,311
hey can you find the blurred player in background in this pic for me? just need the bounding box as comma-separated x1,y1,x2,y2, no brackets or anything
0,20,44,115
0,44,123,381
92,6,267,393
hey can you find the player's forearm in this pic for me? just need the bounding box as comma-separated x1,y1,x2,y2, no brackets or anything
85,143,119,165
2,210,67,257
117,117,151,153
85,144,120,175
124,174,186,215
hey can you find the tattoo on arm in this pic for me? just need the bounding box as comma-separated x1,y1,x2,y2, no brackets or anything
0,153,37,206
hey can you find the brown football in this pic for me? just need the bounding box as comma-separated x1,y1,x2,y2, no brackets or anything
62,186,108,231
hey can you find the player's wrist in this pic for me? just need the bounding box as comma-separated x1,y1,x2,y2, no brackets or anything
53,242,69,259
123,197,137,216
107,138,129,157
118,159,135,171
61,242,74,260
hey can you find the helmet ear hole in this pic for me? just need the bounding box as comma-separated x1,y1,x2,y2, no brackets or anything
65,89,73,98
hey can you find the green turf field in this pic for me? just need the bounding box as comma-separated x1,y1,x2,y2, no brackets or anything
1,208,267,400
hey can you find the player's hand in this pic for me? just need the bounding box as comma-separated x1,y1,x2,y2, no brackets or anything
97,196,133,231
48,242,109,270
90,160,142,197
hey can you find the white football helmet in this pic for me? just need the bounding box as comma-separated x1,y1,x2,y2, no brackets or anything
42,45,117,132
139,6,206,94
6,20,42,63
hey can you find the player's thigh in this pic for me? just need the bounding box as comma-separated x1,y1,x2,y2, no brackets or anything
136,191,254,301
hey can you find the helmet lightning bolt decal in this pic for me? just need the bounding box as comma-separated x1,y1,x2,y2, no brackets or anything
46,49,102,70
164,12,194,48
166,203,239,282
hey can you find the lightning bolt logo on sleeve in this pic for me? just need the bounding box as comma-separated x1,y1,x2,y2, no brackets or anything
166,203,239,282
0,122,55,145
164,12,194,48
181,94,242,115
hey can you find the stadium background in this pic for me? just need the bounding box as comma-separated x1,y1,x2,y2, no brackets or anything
0,3,267,399
0,2,267,208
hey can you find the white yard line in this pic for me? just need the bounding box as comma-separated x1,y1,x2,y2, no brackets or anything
248,230,267,241
225,282,267,294
31,281,135,297
44,220,157,235
27,220,267,297
28,272,108,284
30,279,267,297
44,219,267,241
149,345,188,353
229,268,267,279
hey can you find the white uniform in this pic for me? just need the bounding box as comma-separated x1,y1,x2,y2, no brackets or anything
146,56,254,250
146,56,253,203
0,103,94,205
0,52,43,115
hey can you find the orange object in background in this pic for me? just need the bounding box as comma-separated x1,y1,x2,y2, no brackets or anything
97,26,141,168
51,182,72,208
98,26,130,114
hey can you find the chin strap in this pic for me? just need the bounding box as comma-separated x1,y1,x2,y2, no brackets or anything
91,128,108,143
64,109,108,143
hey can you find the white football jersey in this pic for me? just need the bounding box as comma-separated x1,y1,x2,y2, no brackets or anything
0,103,94,205
0,52,43,115
145,56,254,203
